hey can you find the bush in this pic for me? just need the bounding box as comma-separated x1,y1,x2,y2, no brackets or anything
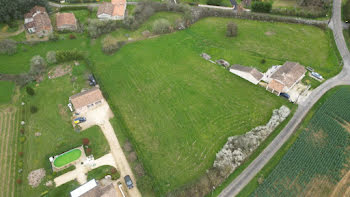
226,22,238,37
26,86,35,96
19,152,24,157
87,19,123,38
261,59,266,64
18,161,23,168
82,138,90,145
86,148,92,155
16,179,22,184
102,36,126,54
46,51,57,64
207,0,223,6
30,106,38,114
152,19,172,34
20,136,26,143
30,55,47,77
251,1,272,13
69,34,76,39
20,128,25,134
49,33,59,41
0,39,17,55
56,49,85,63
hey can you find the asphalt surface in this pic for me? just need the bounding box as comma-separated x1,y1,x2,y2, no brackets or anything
219,0,350,196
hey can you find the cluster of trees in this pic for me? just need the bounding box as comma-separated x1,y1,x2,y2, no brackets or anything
0,0,48,23
152,19,172,34
101,35,126,55
0,39,17,55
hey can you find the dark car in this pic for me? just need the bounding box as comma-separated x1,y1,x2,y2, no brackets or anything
280,93,290,100
88,74,97,86
124,175,134,189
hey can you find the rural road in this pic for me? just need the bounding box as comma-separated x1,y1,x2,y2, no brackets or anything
219,0,350,196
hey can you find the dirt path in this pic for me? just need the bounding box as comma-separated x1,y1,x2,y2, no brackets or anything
331,170,350,197
0,25,24,39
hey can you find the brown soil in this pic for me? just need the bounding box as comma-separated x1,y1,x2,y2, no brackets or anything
302,175,334,197
308,129,328,147
265,31,276,36
48,64,72,79
331,169,350,197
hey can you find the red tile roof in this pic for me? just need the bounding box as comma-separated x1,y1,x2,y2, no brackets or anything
56,12,77,28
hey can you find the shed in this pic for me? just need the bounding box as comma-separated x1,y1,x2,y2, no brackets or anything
56,12,77,31
229,65,263,85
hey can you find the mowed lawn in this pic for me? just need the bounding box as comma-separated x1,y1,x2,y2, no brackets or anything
88,17,338,194
0,81,15,104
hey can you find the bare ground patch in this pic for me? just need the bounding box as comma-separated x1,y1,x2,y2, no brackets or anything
302,175,334,197
265,31,276,36
48,64,72,79
308,129,328,147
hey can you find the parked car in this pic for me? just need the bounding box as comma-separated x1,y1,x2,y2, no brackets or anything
88,74,97,86
124,175,134,189
74,117,86,124
280,93,290,100
311,72,323,80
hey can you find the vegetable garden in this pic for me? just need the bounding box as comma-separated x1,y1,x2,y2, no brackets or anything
251,86,350,196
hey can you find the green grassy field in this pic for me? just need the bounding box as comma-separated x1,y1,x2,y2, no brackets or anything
16,64,110,197
0,81,15,105
239,86,350,197
53,149,82,167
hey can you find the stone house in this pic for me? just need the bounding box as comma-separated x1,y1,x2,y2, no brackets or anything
97,0,126,20
266,61,307,95
69,87,104,114
229,65,264,85
56,12,78,31
24,6,53,37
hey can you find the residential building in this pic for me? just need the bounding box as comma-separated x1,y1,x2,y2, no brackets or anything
266,61,307,95
97,0,126,20
56,12,78,31
24,6,53,37
70,179,118,197
69,87,104,114
229,64,263,85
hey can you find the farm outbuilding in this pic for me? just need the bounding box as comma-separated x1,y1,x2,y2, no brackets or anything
69,87,104,114
56,12,77,31
229,65,263,85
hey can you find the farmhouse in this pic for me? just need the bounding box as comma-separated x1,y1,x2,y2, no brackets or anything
56,12,77,31
97,0,126,20
24,6,52,37
229,65,263,85
266,62,306,95
69,87,104,114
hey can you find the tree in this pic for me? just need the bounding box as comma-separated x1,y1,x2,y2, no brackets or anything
26,86,35,96
82,138,90,145
152,19,172,34
46,51,57,64
226,22,238,37
0,0,49,23
101,35,125,54
0,39,17,55
29,55,47,77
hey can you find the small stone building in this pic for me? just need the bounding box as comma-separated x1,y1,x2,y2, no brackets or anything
229,65,263,85
24,6,52,37
69,87,104,114
56,12,77,31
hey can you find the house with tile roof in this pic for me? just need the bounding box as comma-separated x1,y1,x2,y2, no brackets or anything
24,6,53,37
97,0,126,20
266,61,307,95
56,12,77,31
229,65,263,85
69,87,105,114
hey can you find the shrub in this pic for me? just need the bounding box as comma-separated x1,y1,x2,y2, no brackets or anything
26,86,35,96
49,33,59,41
69,34,76,39
46,51,57,64
82,138,90,145
110,167,120,180
30,106,38,114
345,0,350,22
56,49,85,63
19,152,24,157
20,128,25,134
0,39,17,55
18,161,23,168
251,1,272,13
87,19,123,38
30,55,47,77
152,19,171,34
207,0,223,6
226,22,238,37
16,179,22,184
102,36,126,54
20,136,26,143
261,59,266,64
86,148,92,155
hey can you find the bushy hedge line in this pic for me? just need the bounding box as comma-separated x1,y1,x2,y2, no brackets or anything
344,0,350,22
271,7,328,18
56,49,85,63
251,1,272,13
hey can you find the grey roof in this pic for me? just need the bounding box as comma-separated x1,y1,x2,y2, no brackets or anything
230,64,263,81
270,61,306,88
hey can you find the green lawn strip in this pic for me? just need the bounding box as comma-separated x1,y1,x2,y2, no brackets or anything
15,65,109,196
53,149,82,168
236,86,344,197
47,180,80,197
209,104,296,197
0,81,15,105
344,30,350,50
87,165,120,181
